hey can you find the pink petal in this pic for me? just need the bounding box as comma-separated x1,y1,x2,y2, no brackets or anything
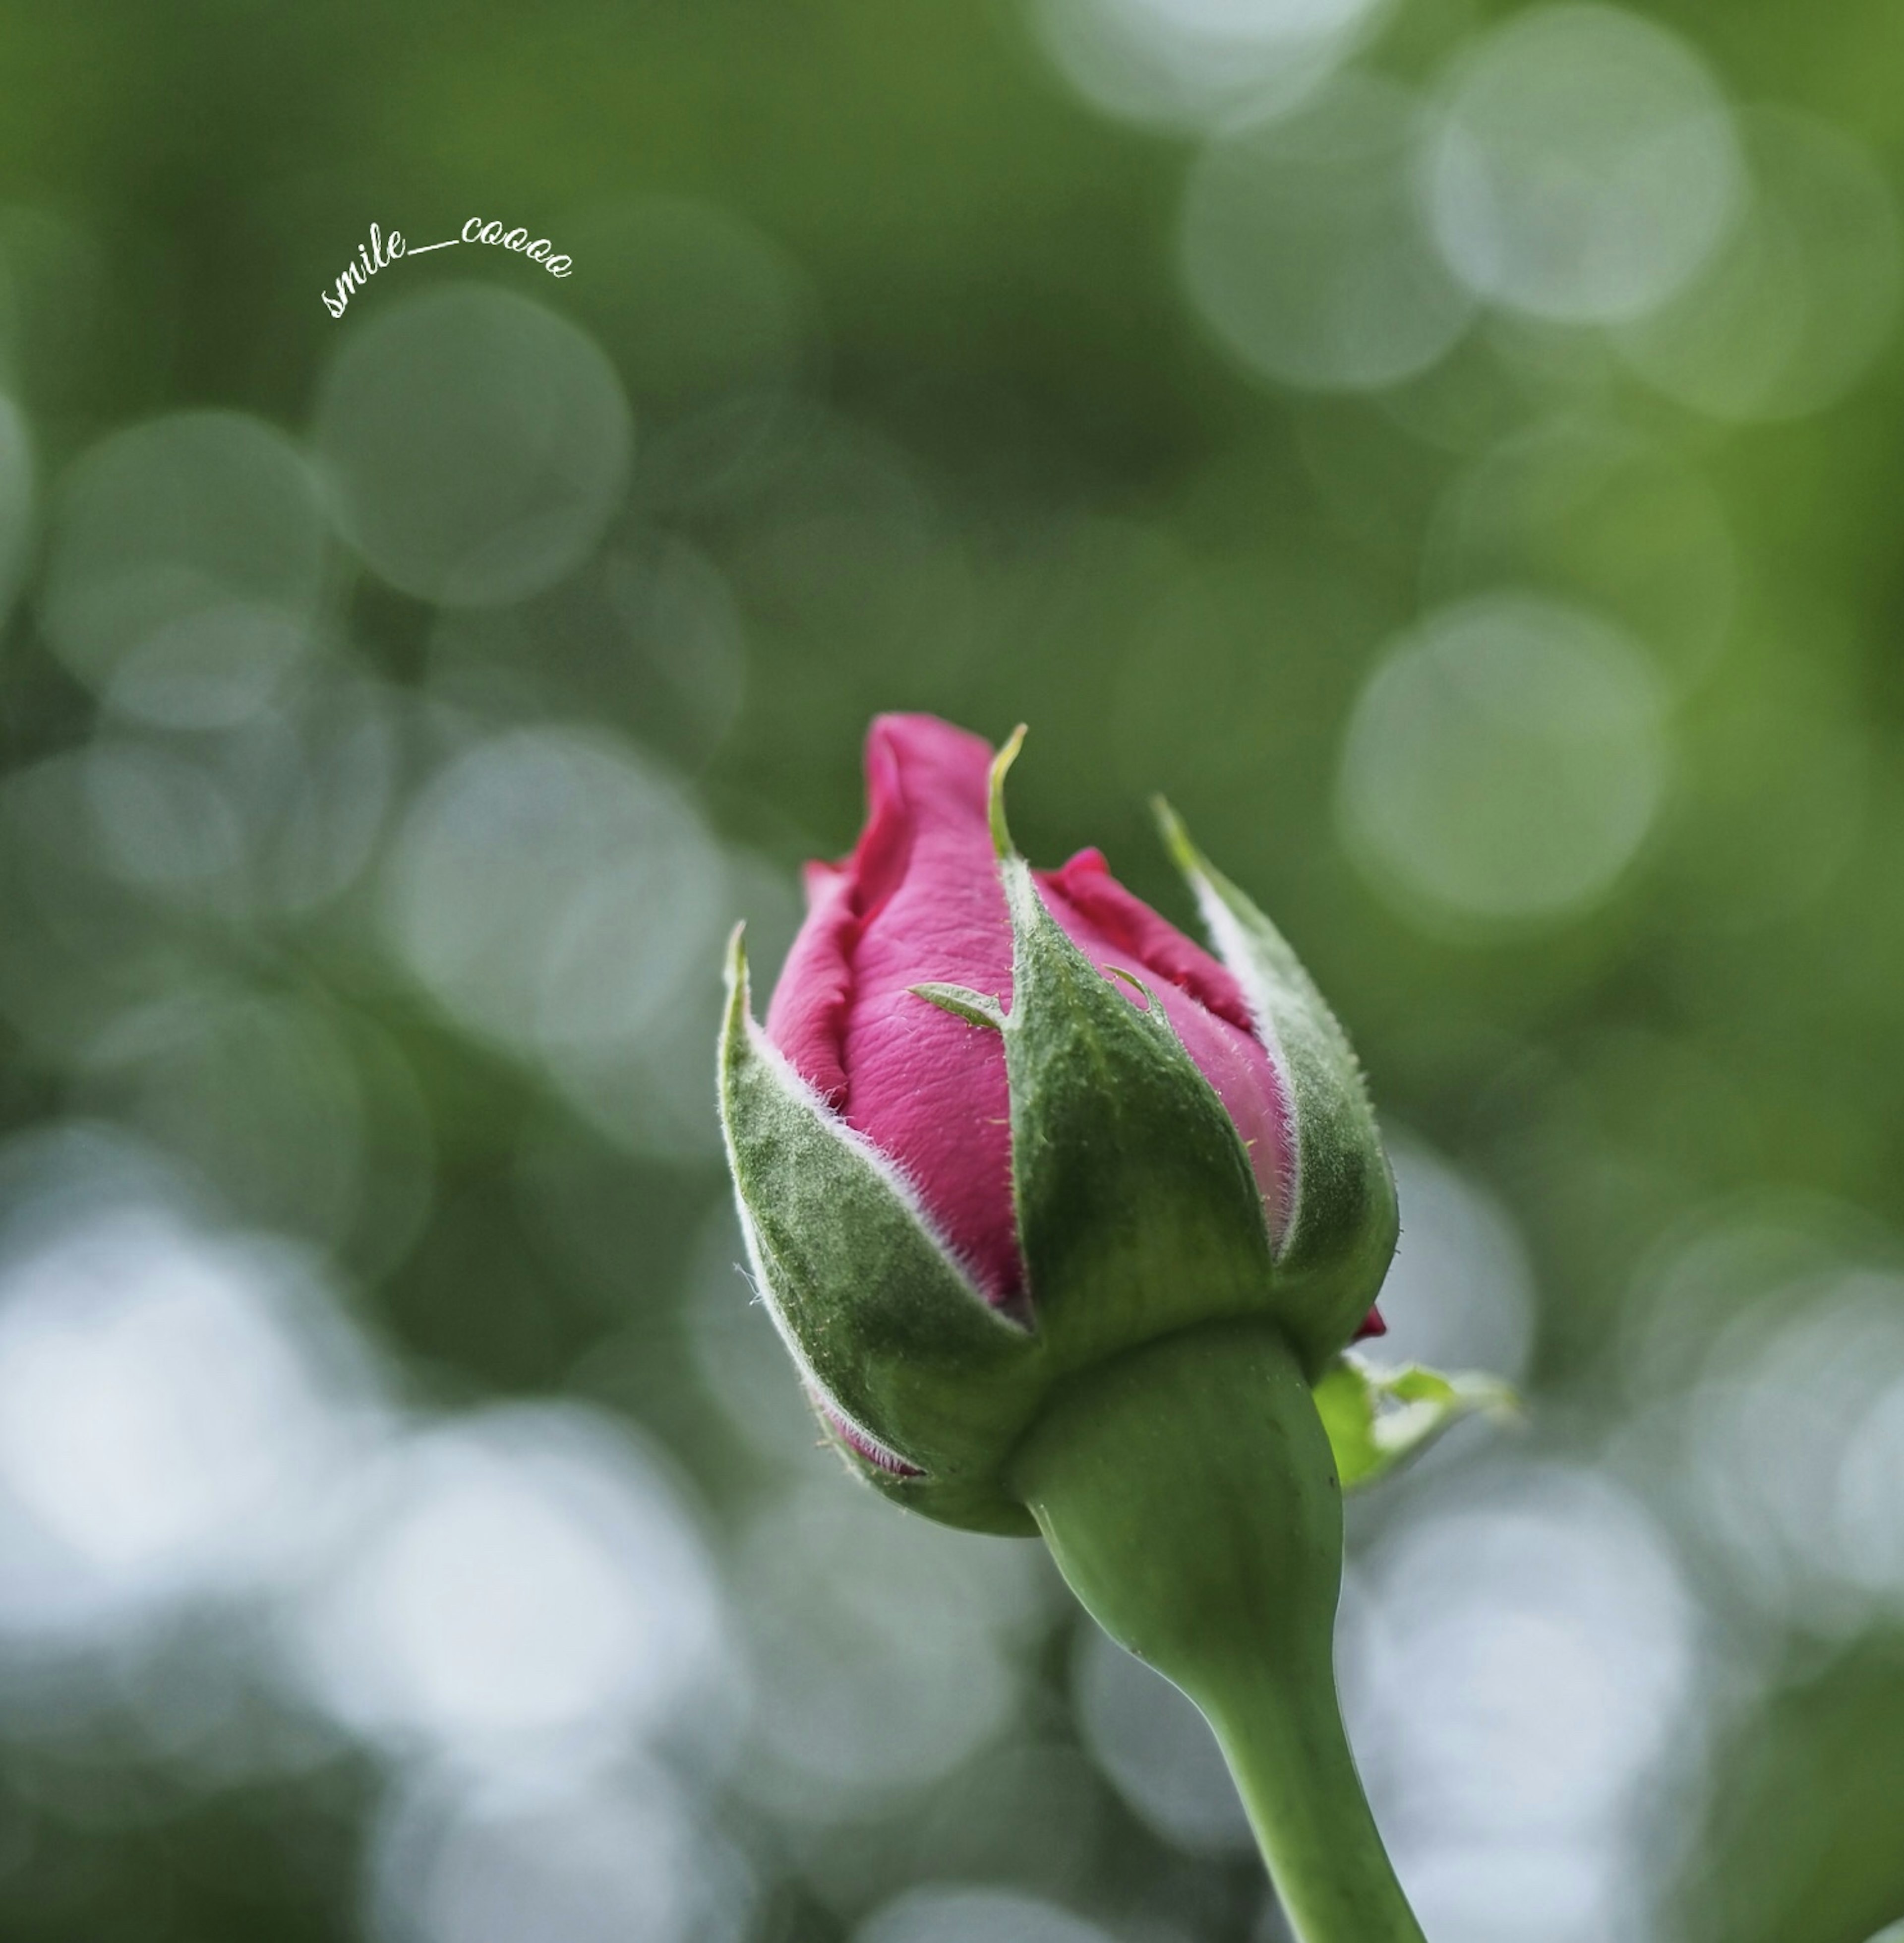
766,714,1300,1308
837,717,1022,1300
1040,848,1256,1034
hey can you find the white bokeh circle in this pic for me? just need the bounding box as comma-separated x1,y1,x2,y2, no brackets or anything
1182,74,1475,392
1338,592,1670,929
1426,4,1744,324
316,285,630,607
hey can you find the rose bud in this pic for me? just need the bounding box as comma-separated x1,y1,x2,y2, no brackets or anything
721,713,1410,1521
718,716,1510,1943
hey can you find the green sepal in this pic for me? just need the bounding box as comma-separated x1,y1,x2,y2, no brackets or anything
1311,1352,1521,1491
1156,801,1399,1365
909,982,1006,1030
984,746,1288,1371
718,927,1043,1533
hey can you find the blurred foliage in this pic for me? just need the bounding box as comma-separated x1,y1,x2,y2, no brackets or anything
2,2,1904,1942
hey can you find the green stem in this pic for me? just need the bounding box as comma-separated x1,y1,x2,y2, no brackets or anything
1007,1319,1424,1943
1203,1655,1421,1943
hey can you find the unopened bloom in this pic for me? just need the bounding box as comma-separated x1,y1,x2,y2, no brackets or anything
720,714,1399,1531
767,715,1381,1322
718,716,1514,1943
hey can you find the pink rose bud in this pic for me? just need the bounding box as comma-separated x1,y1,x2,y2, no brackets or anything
719,715,1399,1531
771,716,1348,1313
719,718,1518,1943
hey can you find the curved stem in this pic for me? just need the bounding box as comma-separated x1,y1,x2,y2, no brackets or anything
1202,1653,1422,1942
1007,1319,1424,1943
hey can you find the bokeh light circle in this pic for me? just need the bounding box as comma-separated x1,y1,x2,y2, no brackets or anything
366,1767,755,1943
1035,0,1385,133
1421,419,1738,694
1181,74,1475,392
561,195,819,410
382,726,725,1055
1344,1463,1704,1943
855,1884,1114,1943
1376,1133,1537,1384
1426,4,1744,324
1613,106,1904,422
315,285,630,606
1338,592,1670,929
1658,1268,1904,1629
732,1477,1050,1816
42,410,328,728
288,1403,726,1778
0,1197,383,1643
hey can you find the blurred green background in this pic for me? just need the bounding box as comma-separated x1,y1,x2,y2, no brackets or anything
1,2,1903,1940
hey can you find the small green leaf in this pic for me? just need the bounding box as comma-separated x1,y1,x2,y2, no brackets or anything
1311,1352,1521,1491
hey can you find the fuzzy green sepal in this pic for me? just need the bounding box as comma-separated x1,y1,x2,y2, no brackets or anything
1156,802,1399,1369
718,928,1044,1533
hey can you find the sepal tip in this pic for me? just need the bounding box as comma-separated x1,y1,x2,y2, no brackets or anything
988,724,1027,859
910,982,1007,1030
1150,794,1196,877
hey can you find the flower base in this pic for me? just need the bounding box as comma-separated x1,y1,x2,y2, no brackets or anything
1007,1318,1426,1943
